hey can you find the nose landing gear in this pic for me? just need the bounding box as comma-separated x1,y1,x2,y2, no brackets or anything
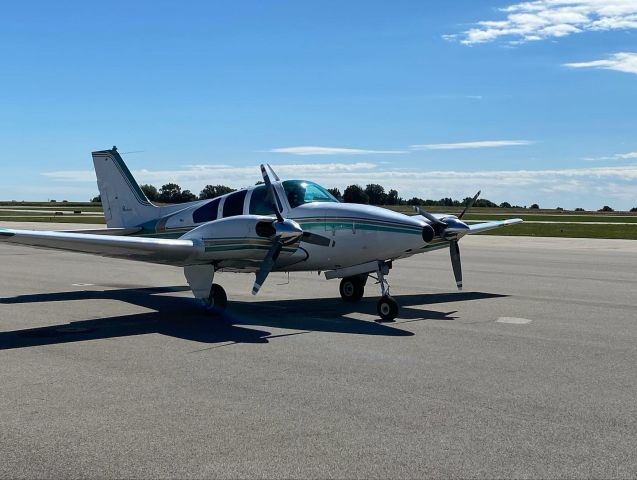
333,261,399,322
373,262,399,322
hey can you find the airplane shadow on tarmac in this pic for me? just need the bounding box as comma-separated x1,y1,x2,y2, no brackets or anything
0,286,507,350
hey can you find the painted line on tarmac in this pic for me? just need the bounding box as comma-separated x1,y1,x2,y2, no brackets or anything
496,317,532,324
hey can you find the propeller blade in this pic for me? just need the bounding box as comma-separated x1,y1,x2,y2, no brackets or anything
252,239,284,295
449,240,462,290
301,231,332,247
413,206,447,228
260,164,284,223
458,190,481,219
266,163,280,182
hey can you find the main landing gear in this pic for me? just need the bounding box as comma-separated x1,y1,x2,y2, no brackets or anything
337,262,400,322
184,265,228,316
339,275,367,302
203,283,227,314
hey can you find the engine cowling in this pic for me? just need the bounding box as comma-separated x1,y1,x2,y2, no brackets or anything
181,215,301,262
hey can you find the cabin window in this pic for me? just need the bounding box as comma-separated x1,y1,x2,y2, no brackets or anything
192,198,220,223
222,190,248,217
249,186,276,215
282,180,339,208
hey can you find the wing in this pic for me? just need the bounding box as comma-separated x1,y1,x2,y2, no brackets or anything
467,218,523,234
0,227,202,265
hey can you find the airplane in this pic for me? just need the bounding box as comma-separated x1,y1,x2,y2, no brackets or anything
0,147,522,322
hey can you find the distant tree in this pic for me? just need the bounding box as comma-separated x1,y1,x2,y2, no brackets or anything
407,197,424,206
181,190,198,202
386,189,399,206
499,202,512,208
598,205,614,212
631,207,637,213
50,199,57,203
141,184,159,202
556,207,564,212
327,187,342,199
364,184,387,205
474,198,498,208
159,183,184,203
91,195,101,203
530,203,540,209
575,207,585,212
343,185,369,204
439,197,457,207
199,185,235,200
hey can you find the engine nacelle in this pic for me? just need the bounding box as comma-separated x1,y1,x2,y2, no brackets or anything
180,215,300,262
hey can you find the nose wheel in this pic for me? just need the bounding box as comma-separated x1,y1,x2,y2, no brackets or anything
377,296,399,322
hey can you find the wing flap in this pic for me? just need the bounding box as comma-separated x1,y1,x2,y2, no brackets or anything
468,218,523,234
0,227,201,265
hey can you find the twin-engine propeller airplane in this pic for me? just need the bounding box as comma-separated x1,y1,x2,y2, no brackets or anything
0,147,522,321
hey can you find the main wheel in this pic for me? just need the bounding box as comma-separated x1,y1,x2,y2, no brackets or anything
204,283,228,314
339,276,365,303
377,295,399,322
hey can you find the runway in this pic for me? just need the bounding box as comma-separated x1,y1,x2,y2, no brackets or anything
1,226,636,478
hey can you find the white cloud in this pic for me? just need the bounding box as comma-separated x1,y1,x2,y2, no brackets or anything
411,140,533,150
42,162,637,208
564,52,637,75
448,1,637,45
268,146,406,155
583,150,637,161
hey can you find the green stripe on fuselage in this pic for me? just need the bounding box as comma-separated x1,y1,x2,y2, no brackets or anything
297,220,421,235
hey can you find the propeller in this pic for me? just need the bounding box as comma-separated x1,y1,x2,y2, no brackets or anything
252,164,303,295
413,190,480,291
458,190,481,219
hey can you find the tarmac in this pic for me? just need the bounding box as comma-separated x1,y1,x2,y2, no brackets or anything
1,223,636,478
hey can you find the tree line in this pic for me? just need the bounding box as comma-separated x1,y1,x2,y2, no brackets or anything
90,182,637,212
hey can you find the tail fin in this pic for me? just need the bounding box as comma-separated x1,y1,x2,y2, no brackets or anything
92,147,159,228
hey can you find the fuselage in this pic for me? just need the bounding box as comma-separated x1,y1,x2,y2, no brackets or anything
133,181,445,272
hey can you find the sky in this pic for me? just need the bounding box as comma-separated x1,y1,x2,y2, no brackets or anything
1,0,636,209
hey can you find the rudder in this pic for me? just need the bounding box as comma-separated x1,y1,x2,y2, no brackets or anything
92,147,158,228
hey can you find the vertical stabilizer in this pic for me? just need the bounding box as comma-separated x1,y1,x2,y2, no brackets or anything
92,147,159,228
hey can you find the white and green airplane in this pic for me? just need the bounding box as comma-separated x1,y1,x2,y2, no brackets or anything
0,147,522,321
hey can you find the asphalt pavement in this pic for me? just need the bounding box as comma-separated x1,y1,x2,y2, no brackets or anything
1,228,636,478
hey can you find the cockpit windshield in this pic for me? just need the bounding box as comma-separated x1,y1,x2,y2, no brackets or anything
282,180,339,208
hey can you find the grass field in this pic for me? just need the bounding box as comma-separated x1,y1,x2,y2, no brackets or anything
1,202,636,239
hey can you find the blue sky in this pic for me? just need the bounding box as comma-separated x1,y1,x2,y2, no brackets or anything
1,0,636,209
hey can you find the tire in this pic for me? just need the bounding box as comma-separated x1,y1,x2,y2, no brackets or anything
204,283,227,314
377,295,399,322
339,276,365,303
